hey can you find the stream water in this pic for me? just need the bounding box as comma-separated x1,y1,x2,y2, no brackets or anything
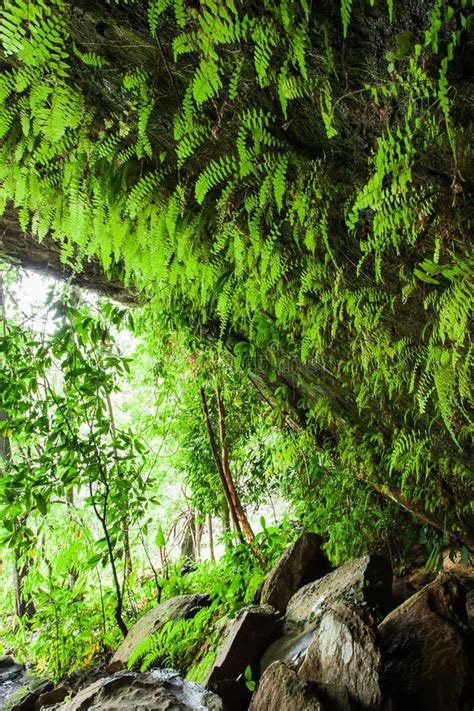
0,656,50,710
0,656,26,709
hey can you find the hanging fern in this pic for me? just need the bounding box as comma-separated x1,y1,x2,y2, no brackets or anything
0,0,472,545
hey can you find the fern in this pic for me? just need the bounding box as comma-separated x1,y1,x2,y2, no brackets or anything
193,59,222,105
72,45,108,68
125,172,163,219
340,0,353,38
148,0,173,36
0,0,471,546
252,20,278,88
273,155,289,213
128,607,215,673
228,56,244,100
195,156,236,204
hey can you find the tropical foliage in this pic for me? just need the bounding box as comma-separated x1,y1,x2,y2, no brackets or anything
0,273,420,681
0,0,472,548
0,0,472,688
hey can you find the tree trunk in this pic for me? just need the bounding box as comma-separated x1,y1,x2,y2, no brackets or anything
214,382,260,553
194,514,203,560
65,488,79,590
105,393,133,578
199,386,243,538
208,514,215,562
0,274,35,620
12,546,35,619
201,381,265,566
180,510,196,561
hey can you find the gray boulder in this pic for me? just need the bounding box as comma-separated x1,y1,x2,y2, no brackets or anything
58,669,223,710
205,605,281,711
286,554,392,628
250,661,324,711
109,594,209,672
262,554,391,673
260,534,331,614
298,601,382,710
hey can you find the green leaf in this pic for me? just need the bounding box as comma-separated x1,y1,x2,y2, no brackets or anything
36,493,48,516
155,525,166,548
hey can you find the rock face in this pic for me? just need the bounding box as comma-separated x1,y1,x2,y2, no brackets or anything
109,593,209,672
262,554,392,672
58,669,223,710
260,534,331,613
379,574,473,711
250,661,324,711
298,601,382,710
205,605,281,711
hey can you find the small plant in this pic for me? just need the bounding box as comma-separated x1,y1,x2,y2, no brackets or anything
128,605,218,673
244,664,256,692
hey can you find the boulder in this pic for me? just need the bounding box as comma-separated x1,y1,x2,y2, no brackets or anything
10,678,53,711
454,570,474,632
109,593,209,672
262,554,391,672
298,601,382,710
379,573,474,710
249,661,325,711
0,658,52,711
0,655,24,678
57,669,223,710
260,534,331,613
286,554,392,627
0,657,24,710
205,605,281,711
35,685,68,709
391,570,436,609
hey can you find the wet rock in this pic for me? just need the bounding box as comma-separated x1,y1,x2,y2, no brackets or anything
262,554,391,672
0,656,24,685
0,657,52,711
260,534,331,613
205,605,281,711
379,573,474,711
109,593,210,672
0,657,25,709
260,624,317,675
249,661,324,711
298,601,382,710
11,678,53,711
35,684,68,709
451,570,474,633
286,555,392,627
58,669,223,710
